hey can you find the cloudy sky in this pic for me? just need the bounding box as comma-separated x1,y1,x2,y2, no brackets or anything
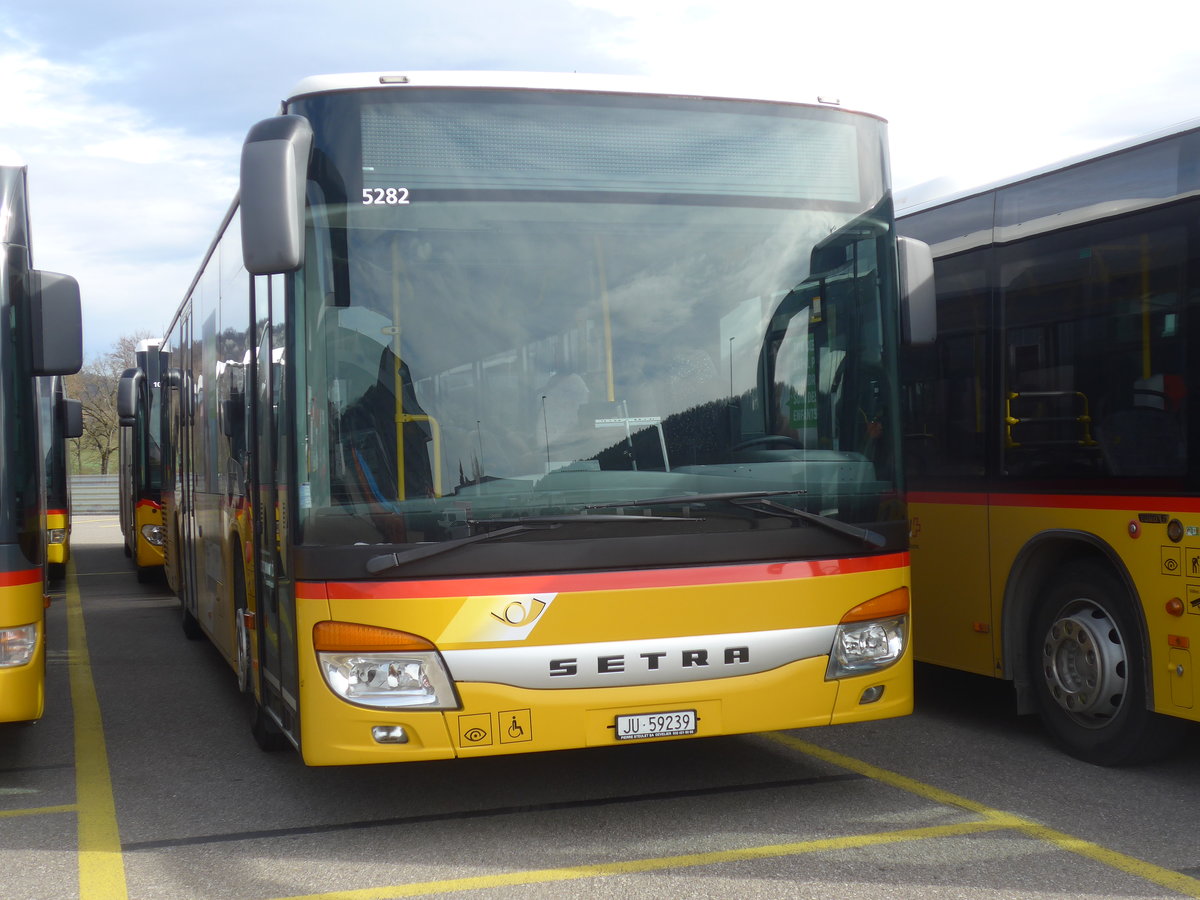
4,0,1199,360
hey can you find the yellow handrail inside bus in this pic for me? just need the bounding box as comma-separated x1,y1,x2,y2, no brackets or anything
594,236,616,403
398,411,442,498
388,237,442,499
1004,389,1097,448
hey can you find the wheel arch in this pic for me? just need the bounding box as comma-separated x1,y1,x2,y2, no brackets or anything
1001,529,1150,715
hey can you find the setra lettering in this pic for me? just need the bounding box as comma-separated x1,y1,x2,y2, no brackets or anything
548,646,751,677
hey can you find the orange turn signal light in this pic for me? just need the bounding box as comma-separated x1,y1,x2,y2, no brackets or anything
312,621,437,653
840,588,909,624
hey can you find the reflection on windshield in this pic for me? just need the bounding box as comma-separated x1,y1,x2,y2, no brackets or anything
292,95,902,550
296,208,899,546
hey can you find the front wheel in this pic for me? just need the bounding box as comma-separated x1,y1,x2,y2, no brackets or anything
1030,562,1184,765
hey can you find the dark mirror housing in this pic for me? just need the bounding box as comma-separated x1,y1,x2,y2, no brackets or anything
63,398,83,439
117,368,140,426
898,236,936,345
240,115,314,275
28,270,83,375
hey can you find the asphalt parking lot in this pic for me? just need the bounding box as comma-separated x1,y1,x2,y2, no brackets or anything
3,515,1200,900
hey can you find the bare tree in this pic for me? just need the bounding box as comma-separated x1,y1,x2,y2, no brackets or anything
65,330,157,474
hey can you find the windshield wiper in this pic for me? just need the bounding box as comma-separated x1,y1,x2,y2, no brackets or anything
727,497,886,549
366,523,556,574
586,489,808,510
480,514,705,526
587,489,885,549
365,514,703,575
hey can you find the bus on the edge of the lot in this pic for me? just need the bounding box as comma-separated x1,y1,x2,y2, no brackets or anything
160,71,934,765
899,117,1200,765
117,338,167,581
0,151,83,724
38,375,83,583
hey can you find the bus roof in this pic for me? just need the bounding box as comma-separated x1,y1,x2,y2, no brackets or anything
284,71,883,121
898,115,1200,218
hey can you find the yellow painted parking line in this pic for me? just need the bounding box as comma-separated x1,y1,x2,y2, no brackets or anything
273,730,1200,900
273,819,1010,900
0,804,77,819
1014,819,1200,899
766,732,1000,815
768,733,1200,899
66,562,129,900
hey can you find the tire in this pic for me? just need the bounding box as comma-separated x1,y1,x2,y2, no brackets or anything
177,538,203,640
250,705,289,753
180,601,204,641
1030,561,1186,765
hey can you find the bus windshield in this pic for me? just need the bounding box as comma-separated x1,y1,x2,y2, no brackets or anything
290,89,903,556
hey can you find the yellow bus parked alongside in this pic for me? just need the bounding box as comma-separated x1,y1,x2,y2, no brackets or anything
39,376,83,583
118,339,167,582
900,119,1200,764
161,72,932,765
0,152,83,724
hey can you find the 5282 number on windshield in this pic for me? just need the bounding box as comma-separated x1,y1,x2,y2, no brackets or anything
362,188,411,206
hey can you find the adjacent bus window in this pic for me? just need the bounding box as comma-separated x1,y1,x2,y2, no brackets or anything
998,213,1188,480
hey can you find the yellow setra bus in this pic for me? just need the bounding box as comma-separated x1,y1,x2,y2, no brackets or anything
159,72,932,765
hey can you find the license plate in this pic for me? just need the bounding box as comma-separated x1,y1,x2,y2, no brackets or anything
614,709,697,741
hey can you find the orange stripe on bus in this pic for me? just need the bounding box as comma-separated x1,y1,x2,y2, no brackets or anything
908,490,1200,513
906,491,988,506
298,552,910,601
0,568,42,587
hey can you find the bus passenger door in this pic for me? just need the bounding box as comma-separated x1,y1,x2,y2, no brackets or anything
178,313,203,636
252,274,298,740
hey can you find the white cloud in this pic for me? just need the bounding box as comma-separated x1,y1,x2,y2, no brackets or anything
6,0,1200,362
2,38,239,360
573,0,1200,192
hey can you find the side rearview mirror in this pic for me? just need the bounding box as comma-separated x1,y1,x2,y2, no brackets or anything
28,270,83,375
240,114,313,276
117,368,140,426
898,236,936,345
63,398,83,439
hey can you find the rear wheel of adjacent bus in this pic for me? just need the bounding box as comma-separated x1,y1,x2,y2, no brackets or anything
1030,562,1186,766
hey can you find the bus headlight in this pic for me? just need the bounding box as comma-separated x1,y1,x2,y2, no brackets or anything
140,524,167,546
826,589,909,680
47,528,67,545
313,622,459,710
0,624,37,668
319,653,457,708
827,616,907,678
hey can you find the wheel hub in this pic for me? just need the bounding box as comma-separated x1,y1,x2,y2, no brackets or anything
1041,601,1126,727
